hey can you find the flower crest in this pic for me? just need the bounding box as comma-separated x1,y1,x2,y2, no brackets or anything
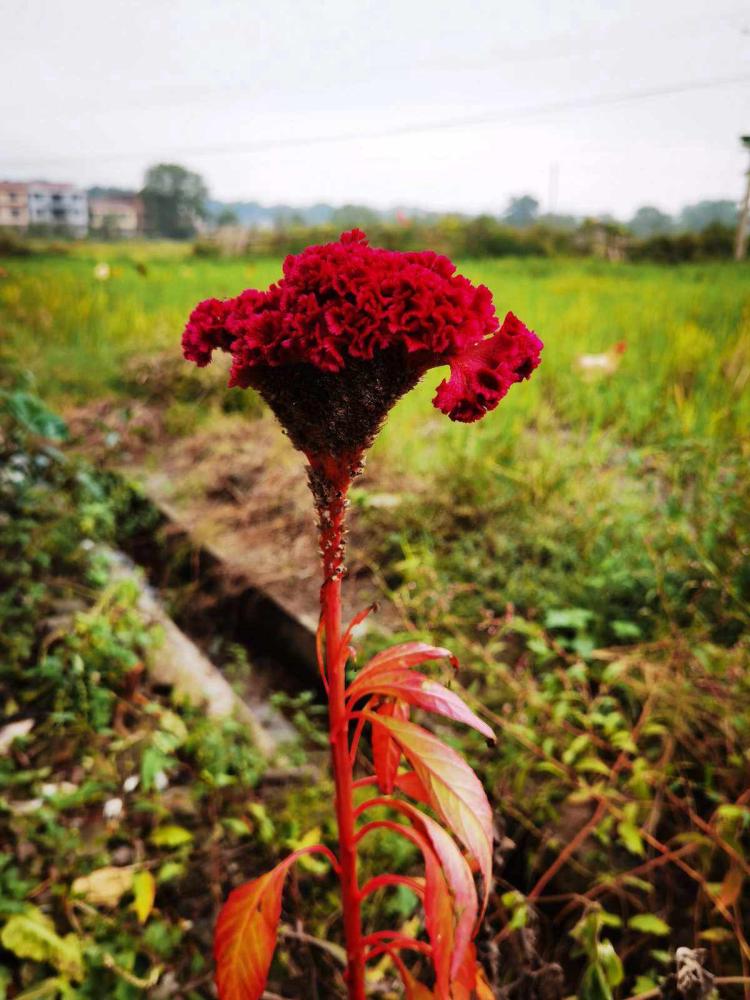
182,229,542,457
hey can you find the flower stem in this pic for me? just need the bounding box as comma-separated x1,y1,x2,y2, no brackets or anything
316,459,366,1000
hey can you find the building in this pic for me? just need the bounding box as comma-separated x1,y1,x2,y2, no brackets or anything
0,182,30,229
27,182,88,235
89,195,144,237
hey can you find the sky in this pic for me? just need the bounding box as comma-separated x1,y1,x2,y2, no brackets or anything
1,0,748,218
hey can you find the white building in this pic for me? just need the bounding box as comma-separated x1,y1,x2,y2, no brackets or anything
26,183,88,235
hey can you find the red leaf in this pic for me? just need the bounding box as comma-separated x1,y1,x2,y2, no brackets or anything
420,818,477,980
385,800,478,979
214,847,333,1000
354,641,458,688
341,604,377,648
372,700,410,793
366,713,493,914
348,667,494,742
395,770,432,806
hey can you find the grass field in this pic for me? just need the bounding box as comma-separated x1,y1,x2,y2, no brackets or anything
1,243,749,998
3,244,748,646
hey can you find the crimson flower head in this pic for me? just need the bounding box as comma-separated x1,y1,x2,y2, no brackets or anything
182,229,542,461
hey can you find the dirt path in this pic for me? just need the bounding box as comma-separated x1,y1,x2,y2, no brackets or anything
66,401,401,639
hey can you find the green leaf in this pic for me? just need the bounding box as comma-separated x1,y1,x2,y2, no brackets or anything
156,710,188,747
222,818,252,838
248,802,275,844
716,804,750,824
628,914,670,936
621,875,653,893
611,620,642,639
576,757,612,777
156,862,185,884
611,731,638,754
0,392,68,441
597,940,624,986
617,820,645,857
286,827,328,875
562,733,590,765
150,825,193,848
545,608,594,631
1,908,84,981
601,660,629,683
634,975,659,993
579,962,613,1000
14,977,66,1000
140,746,172,792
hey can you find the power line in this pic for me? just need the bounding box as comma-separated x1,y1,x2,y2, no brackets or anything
2,71,749,169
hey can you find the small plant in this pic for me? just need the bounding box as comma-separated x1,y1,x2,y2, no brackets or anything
181,229,543,998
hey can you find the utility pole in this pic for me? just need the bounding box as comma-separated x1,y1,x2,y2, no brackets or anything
735,135,750,261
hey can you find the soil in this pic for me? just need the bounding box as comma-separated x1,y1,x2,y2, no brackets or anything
64,398,403,637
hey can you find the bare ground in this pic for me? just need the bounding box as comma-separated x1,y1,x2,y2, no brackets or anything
65,398,403,636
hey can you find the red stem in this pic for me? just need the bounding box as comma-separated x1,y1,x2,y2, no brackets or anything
316,459,366,1000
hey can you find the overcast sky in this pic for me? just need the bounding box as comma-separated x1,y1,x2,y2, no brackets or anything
1,0,748,217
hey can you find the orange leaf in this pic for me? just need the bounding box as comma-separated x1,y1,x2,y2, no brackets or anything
214,846,332,1000
348,667,494,742
450,944,494,1000
372,700,409,794
215,864,289,1000
366,713,493,915
718,864,744,908
475,963,495,999
449,944,476,1000
401,965,435,999
422,840,453,998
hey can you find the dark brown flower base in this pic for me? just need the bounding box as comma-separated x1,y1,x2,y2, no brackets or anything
247,348,424,461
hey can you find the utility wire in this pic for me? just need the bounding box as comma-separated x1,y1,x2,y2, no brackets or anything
2,71,749,169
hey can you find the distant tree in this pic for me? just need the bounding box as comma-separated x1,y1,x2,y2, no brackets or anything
503,195,540,228
537,212,579,231
678,200,738,232
330,204,381,227
141,164,208,238
216,207,239,227
629,205,673,238
87,185,137,199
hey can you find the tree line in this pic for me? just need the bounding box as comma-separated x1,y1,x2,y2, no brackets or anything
20,163,721,262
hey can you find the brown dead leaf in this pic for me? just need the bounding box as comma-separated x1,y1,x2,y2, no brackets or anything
71,866,134,907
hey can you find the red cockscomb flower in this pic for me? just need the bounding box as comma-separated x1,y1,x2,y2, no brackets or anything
182,230,541,458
